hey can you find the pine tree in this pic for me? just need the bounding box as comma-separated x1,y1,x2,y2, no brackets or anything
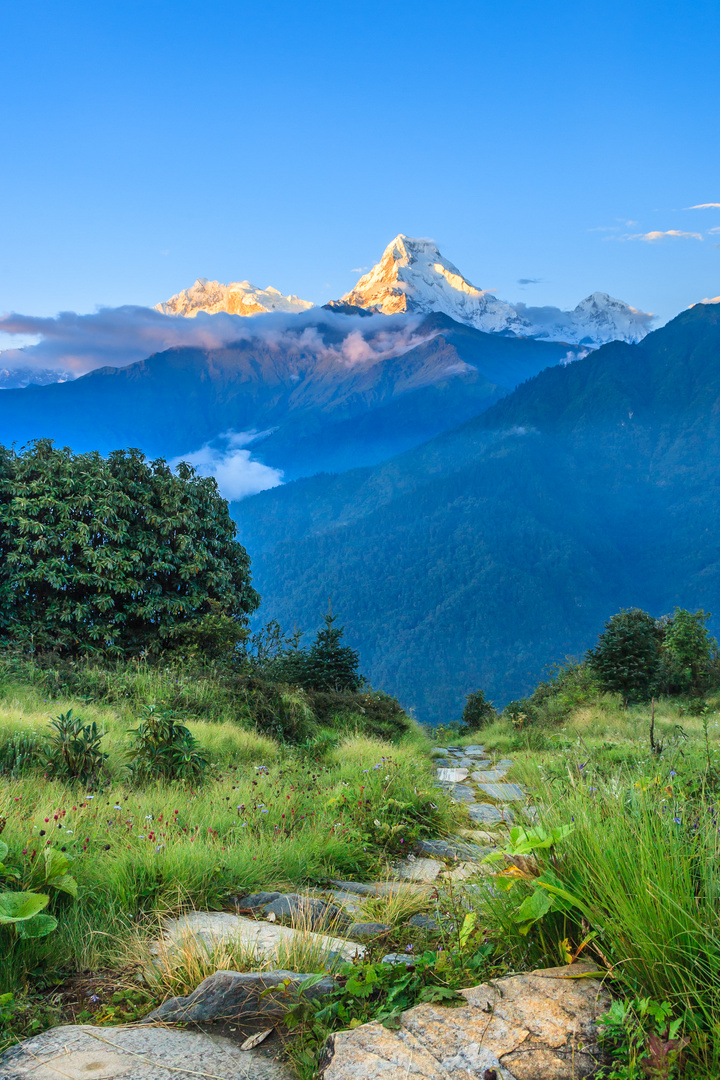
302,601,362,692
587,608,662,706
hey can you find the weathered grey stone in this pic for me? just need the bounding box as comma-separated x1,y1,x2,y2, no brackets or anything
430,747,449,757
407,913,439,931
393,857,443,883
462,745,486,755
233,890,282,911
321,964,610,1080
436,767,468,782
0,1024,291,1080
496,758,515,769
444,783,476,804
345,922,391,941
414,838,489,862
329,879,425,897
380,952,417,966
260,893,341,930
323,890,367,916
159,911,364,962
470,768,508,783
478,782,526,802
147,968,335,1023
467,803,509,825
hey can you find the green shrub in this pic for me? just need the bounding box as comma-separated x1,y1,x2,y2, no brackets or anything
41,711,108,785
311,689,412,741
126,706,209,783
0,731,42,777
460,689,497,731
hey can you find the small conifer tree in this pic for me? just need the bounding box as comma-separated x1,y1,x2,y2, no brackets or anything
301,601,362,692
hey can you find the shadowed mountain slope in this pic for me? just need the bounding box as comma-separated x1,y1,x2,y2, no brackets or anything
0,313,569,479
236,302,720,723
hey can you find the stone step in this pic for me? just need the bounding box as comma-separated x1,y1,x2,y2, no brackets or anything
436,767,469,782
0,1024,292,1080
328,879,427,897
470,768,508,783
477,782,526,802
157,911,364,964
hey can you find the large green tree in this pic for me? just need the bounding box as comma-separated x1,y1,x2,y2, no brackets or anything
587,608,662,706
0,440,259,656
662,608,717,693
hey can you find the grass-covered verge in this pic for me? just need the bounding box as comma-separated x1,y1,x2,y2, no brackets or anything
436,671,720,1079
0,654,453,1058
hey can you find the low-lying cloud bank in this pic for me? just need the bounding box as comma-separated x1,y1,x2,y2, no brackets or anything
169,430,284,501
0,305,431,380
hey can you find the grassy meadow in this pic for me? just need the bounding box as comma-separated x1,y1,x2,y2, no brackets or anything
4,653,720,1077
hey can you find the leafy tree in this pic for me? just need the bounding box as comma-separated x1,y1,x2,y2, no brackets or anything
587,608,662,706
662,608,717,693
461,689,497,731
0,440,259,658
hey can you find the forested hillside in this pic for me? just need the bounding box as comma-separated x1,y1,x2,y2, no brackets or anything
237,302,720,723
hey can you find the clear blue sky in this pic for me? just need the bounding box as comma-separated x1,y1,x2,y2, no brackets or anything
1,0,719,324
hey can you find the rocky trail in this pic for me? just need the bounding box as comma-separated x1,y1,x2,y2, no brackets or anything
0,747,610,1079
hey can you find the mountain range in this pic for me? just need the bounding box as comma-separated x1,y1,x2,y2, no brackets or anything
0,311,572,483
0,235,656,391
237,300,720,722
0,237,716,722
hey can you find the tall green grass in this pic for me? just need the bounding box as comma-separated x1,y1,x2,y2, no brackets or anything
479,752,720,1054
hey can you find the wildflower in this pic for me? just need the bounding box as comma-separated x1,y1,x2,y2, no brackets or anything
670,770,677,777
674,817,682,825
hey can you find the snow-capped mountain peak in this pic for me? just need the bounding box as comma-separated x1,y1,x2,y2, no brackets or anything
342,234,526,334
341,236,655,346
157,278,314,318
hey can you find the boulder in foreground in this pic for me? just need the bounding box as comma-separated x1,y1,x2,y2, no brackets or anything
321,964,610,1080
0,1023,291,1079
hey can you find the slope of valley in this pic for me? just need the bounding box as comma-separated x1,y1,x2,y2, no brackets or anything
236,301,720,723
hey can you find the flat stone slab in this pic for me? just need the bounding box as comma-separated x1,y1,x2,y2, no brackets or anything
329,879,426,897
496,759,515,769
323,964,610,1080
159,911,364,962
470,768,508,783
0,1024,291,1080
436,767,468,782
467,803,509,825
322,889,366,915
462,745,486,754
414,838,489,862
148,968,335,1023
477,782,526,802
393,857,443,883
444,783,476,804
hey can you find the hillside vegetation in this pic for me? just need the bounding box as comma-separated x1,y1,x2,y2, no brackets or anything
239,301,720,722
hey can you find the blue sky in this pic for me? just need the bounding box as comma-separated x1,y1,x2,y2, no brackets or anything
1,0,719,325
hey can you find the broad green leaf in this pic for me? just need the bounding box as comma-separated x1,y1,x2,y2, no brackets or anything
16,913,58,939
44,848,72,883
514,886,553,926
0,891,49,923
459,911,477,949
0,841,8,861
49,874,78,898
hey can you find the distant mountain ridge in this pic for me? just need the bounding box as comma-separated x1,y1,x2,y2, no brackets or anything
0,311,572,482
236,300,720,723
151,234,653,350
341,235,654,346
157,278,313,317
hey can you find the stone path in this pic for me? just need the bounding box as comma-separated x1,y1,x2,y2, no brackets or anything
0,740,534,1080
432,743,520,825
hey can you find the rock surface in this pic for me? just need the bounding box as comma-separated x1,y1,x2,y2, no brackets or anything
147,968,335,1023
0,1024,291,1079
158,911,364,962
321,964,610,1080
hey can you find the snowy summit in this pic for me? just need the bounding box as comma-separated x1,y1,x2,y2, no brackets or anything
157,278,314,318
341,235,654,347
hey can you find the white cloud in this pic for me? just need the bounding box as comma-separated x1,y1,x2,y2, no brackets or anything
685,203,720,209
708,226,720,235
170,431,283,502
626,230,703,243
